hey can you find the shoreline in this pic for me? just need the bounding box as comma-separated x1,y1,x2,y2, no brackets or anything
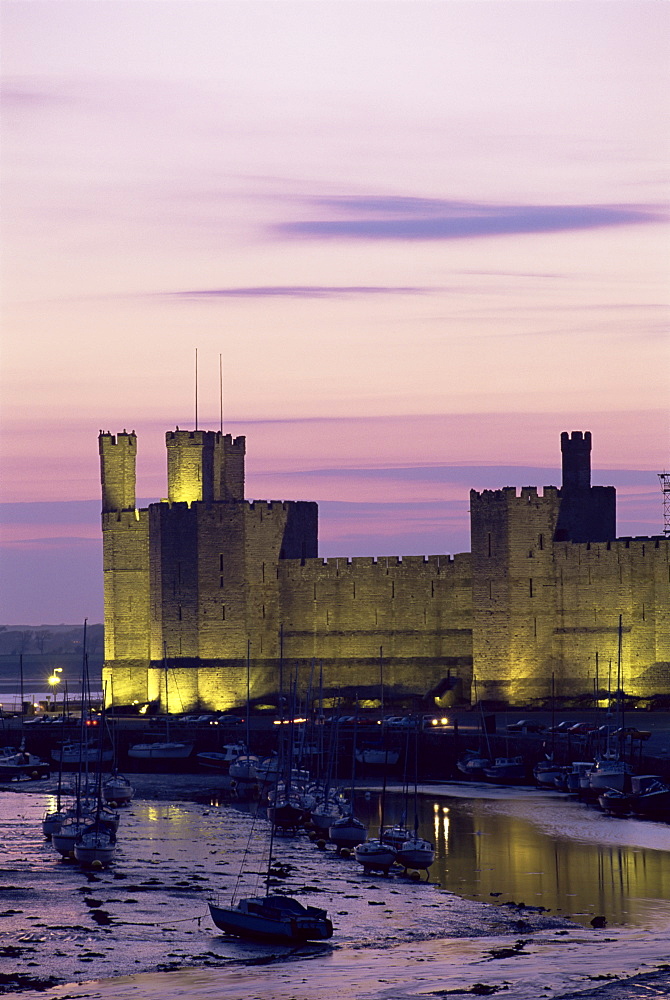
2,775,670,998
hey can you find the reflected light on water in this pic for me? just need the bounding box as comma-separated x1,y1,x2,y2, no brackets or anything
359,789,670,929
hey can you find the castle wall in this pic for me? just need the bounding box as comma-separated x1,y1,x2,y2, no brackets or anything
274,553,473,701
100,426,669,713
471,486,562,704
554,537,670,698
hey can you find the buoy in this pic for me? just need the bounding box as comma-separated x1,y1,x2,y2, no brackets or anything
364,791,371,800
91,860,103,871
590,915,607,928
340,848,351,859
109,800,118,808
316,839,326,850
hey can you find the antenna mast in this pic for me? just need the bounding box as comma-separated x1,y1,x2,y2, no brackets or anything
659,472,670,536
219,353,223,434
195,348,199,430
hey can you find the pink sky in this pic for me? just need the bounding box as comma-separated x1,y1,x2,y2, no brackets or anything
1,1,668,624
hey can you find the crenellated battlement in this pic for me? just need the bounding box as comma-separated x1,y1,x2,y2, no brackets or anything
99,430,138,512
277,551,470,581
470,485,561,503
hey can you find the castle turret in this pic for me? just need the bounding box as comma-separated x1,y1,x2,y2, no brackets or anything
99,430,151,706
561,430,591,491
556,430,615,543
166,429,246,504
99,431,137,512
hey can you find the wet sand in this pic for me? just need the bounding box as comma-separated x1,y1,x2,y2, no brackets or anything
1,774,669,999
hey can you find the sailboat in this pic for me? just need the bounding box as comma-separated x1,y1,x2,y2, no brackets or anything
456,677,491,778
42,684,69,836
396,722,434,875
587,617,632,794
209,653,333,943
128,651,193,760
73,691,118,867
354,737,397,874
329,710,367,852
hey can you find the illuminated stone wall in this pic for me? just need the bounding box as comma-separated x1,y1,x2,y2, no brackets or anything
274,554,472,700
99,432,151,706
471,483,670,703
100,427,669,711
471,486,562,704
554,536,670,698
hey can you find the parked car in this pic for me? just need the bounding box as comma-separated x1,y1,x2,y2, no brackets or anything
548,721,574,734
212,715,244,726
613,726,651,741
422,714,450,729
180,714,214,724
506,719,545,733
568,722,599,735
384,716,416,728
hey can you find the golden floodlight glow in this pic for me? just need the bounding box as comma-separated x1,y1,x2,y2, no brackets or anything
48,667,63,687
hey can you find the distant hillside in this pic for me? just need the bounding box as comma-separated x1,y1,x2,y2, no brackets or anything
0,624,104,657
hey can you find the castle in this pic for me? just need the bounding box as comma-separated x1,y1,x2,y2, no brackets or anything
99,427,669,710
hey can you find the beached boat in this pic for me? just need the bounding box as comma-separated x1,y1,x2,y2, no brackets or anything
456,752,491,779
209,893,333,942
103,771,134,805
74,821,117,867
354,838,397,874
127,740,193,760
587,758,632,793
0,747,51,781
209,640,334,944
51,741,113,766
629,775,670,820
396,836,435,873
483,756,526,783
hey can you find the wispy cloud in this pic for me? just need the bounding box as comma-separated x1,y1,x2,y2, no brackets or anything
166,285,432,300
274,196,664,241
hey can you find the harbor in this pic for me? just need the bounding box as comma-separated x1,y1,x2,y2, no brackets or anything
2,763,670,998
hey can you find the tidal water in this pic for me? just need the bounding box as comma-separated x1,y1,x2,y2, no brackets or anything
1,776,669,999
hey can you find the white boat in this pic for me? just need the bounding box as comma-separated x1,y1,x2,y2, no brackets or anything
103,772,134,804
396,836,435,872
354,838,396,873
0,748,51,780
74,822,117,867
228,753,259,781
42,808,67,838
456,752,491,778
127,740,193,759
483,756,526,783
52,815,92,857
381,823,411,850
588,758,633,792
328,813,367,850
533,757,565,788
51,742,113,766
209,893,333,942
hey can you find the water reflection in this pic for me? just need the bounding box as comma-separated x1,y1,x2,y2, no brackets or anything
357,789,670,929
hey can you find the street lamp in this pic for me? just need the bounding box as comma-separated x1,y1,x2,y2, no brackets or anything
47,668,63,711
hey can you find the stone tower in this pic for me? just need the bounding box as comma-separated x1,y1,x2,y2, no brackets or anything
99,432,151,702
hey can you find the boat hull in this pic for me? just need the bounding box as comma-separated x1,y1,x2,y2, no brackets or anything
396,838,435,871
354,839,397,873
128,742,193,759
209,895,333,942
